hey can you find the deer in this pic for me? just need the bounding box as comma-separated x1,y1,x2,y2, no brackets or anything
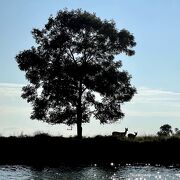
128,132,138,139
112,128,128,138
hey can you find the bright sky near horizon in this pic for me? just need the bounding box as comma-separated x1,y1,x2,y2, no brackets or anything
0,0,180,137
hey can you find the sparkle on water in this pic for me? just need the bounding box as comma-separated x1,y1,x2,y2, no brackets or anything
0,164,179,180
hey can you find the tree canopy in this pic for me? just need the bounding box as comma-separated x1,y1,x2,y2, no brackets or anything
16,9,136,138
174,128,180,136
157,124,173,137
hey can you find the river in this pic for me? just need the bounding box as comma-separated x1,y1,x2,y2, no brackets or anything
0,164,179,179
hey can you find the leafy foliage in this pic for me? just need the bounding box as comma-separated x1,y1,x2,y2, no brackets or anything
16,9,136,137
174,128,180,136
157,124,173,137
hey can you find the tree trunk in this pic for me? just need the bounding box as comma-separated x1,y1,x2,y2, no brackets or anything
77,80,83,139
77,121,82,139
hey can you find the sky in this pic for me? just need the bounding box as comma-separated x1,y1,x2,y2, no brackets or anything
0,0,180,137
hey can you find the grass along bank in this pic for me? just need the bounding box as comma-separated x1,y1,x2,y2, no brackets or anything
0,133,179,167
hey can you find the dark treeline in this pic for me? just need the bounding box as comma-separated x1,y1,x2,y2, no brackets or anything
0,134,180,167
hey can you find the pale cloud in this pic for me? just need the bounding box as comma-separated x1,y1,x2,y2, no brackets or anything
125,110,180,118
124,87,180,118
133,87,180,103
0,83,24,96
0,106,30,115
0,83,28,108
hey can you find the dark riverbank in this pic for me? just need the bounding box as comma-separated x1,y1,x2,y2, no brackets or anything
0,134,179,167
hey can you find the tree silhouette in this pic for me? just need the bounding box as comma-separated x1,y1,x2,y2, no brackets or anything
16,9,136,138
157,124,173,137
174,128,180,136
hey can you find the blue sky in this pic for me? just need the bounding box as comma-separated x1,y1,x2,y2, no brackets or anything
0,0,180,136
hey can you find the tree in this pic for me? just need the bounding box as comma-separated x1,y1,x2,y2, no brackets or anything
16,9,136,139
157,124,173,137
174,128,180,136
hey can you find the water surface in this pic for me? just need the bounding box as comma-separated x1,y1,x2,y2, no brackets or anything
0,164,179,179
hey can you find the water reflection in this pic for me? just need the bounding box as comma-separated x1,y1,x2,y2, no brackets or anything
0,164,179,179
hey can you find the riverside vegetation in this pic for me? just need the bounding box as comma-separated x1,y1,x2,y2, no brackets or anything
0,132,180,167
